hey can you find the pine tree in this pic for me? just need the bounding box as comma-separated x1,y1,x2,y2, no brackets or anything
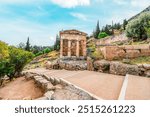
123,19,128,30
93,20,100,39
25,37,31,51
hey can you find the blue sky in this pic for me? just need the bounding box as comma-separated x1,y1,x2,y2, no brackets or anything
0,0,150,46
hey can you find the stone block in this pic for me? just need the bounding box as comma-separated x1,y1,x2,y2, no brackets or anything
143,64,150,70
44,91,54,100
110,62,139,76
140,49,150,56
125,50,140,58
94,60,110,72
145,70,150,77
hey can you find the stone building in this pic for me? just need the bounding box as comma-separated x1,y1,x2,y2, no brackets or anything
60,29,87,58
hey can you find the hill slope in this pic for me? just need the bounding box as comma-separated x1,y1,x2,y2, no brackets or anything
128,5,150,21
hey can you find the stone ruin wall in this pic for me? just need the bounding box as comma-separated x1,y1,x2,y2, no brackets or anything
96,33,128,45
100,44,150,60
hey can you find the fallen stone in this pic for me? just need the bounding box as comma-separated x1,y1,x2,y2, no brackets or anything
145,70,150,77
44,91,54,100
143,64,150,70
25,72,35,80
46,82,55,91
45,61,52,69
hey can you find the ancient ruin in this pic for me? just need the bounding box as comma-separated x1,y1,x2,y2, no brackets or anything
60,29,87,58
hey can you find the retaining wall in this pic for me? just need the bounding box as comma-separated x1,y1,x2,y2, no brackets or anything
101,44,150,60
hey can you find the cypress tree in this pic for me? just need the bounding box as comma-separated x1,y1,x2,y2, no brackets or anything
93,20,100,39
54,34,60,51
25,37,31,51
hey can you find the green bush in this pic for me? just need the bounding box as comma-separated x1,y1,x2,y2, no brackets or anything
8,46,33,79
0,41,9,59
98,32,109,39
35,51,43,57
43,48,51,54
0,45,33,80
91,49,104,60
126,12,150,41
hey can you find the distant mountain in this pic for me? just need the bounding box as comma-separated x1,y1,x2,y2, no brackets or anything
128,5,150,21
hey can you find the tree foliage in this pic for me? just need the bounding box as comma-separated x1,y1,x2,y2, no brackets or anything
98,32,109,39
0,42,33,80
0,41,9,59
126,12,150,41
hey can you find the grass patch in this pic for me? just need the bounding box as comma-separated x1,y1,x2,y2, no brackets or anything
129,56,150,64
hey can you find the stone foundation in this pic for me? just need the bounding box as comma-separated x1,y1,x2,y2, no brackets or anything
23,71,100,100
45,59,87,71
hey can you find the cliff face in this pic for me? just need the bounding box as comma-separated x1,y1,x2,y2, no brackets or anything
128,5,150,21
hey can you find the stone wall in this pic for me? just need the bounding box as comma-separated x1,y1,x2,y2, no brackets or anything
94,60,150,77
101,44,150,60
45,59,87,71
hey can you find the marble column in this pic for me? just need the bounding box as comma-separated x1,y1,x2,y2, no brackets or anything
76,40,79,57
60,39,63,58
83,40,87,57
68,40,71,57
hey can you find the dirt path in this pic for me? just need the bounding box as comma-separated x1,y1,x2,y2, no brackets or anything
0,77,44,100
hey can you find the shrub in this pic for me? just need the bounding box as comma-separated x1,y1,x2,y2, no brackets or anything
0,45,33,80
91,49,104,60
43,48,51,54
0,41,9,59
98,32,109,39
126,12,150,41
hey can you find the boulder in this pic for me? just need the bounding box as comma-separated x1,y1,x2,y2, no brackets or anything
44,91,54,100
143,64,150,70
110,62,127,75
45,82,55,91
110,62,139,76
145,70,150,77
25,72,35,80
126,65,139,75
94,60,110,73
45,61,52,69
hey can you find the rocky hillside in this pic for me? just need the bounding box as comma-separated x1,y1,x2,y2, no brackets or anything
128,5,150,21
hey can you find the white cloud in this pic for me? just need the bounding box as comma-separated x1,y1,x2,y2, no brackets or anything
70,12,87,21
0,19,56,46
131,0,150,8
50,0,90,8
113,0,127,5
